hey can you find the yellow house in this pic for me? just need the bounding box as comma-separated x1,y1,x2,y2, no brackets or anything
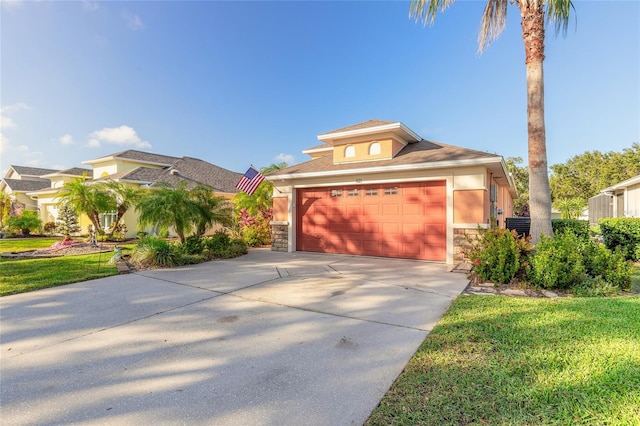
6,150,242,238
267,119,518,264
1,166,60,217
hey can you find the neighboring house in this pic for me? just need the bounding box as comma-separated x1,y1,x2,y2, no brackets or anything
1,166,60,215
25,167,94,229
267,119,517,264
589,174,640,225
10,150,242,238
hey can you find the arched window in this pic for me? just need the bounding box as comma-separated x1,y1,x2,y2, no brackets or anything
344,145,355,158
369,142,381,155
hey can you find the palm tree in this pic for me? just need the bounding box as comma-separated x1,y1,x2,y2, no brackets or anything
136,182,233,243
102,180,142,233
190,184,233,236
410,0,573,243
58,176,115,233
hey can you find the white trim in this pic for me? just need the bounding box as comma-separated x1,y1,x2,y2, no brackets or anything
267,156,503,181
453,223,490,229
287,175,446,189
302,146,333,155
602,174,640,192
446,176,454,264
82,156,175,167
318,121,421,143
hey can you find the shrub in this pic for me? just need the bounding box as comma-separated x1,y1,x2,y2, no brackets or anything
202,231,247,259
465,228,524,284
182,235,204,255
203,231,230,258
7,211,42,236
131,237,179,268
43,222,57,235
581,241,631,290
599,218,640,261
531,231,585,290
551,219,589,241
573,276,620,297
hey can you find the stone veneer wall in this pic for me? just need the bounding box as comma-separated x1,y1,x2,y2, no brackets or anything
453,228,481,263
271,223,289,252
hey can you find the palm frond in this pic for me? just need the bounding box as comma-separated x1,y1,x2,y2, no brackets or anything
409,0,456,26
545,0,575,36
478,0,509,53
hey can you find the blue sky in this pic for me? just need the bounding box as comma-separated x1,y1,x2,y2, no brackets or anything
1,0,638,176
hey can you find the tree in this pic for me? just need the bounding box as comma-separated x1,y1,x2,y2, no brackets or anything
550,143,640,203
102,180,142,234
58,176,115,233
553,197,585,219
233,163,287,246
136,182,233,243
190,185,233,236
410,0,573,243
0,190,12,228
55,203,81,238
505,156,530,217
7,210,42,236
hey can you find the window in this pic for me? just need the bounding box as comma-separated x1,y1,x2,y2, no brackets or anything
331,189,343,197
99,212,117,231
347,189,360,197
384,187,398,195
344,145,355,158
365,188,378,196
369,142,381,155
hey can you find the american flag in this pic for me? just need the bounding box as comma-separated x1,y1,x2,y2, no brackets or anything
236,166,265,195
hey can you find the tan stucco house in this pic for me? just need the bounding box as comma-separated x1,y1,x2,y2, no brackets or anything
267,119,517,264
3,150,242,238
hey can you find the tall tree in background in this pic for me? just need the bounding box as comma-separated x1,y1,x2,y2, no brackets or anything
410,0,573,243
505,157,530,217
550,143,640,202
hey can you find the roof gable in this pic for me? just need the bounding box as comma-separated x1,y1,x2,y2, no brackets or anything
83,149,180,166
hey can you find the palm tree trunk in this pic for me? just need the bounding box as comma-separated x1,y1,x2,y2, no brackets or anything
520,1,553,244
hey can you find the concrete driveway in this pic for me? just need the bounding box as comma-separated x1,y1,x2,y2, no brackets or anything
0,249,469,425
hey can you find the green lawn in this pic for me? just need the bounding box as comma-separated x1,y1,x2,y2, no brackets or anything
367,295,640,425
0,237,122,296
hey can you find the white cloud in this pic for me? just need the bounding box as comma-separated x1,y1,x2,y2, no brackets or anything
1,116,15,129
274,153,295,165
123,11,144,31
59,134,75,145
1,102,29,115
87,125,151,149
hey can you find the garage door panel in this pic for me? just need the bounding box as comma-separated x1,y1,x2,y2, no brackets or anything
297,181,446,261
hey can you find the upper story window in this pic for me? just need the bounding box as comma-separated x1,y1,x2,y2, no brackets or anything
344,145,355,158
369,142,381,156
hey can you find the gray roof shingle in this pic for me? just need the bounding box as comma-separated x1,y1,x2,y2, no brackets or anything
9,165,60,178
2,178,52,192
269,139,501,176
89,149,180,165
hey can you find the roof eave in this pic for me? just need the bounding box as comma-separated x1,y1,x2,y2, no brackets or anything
267,156,504,181
317,122,421,144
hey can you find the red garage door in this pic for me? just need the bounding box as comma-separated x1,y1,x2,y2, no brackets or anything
296,181,446,261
